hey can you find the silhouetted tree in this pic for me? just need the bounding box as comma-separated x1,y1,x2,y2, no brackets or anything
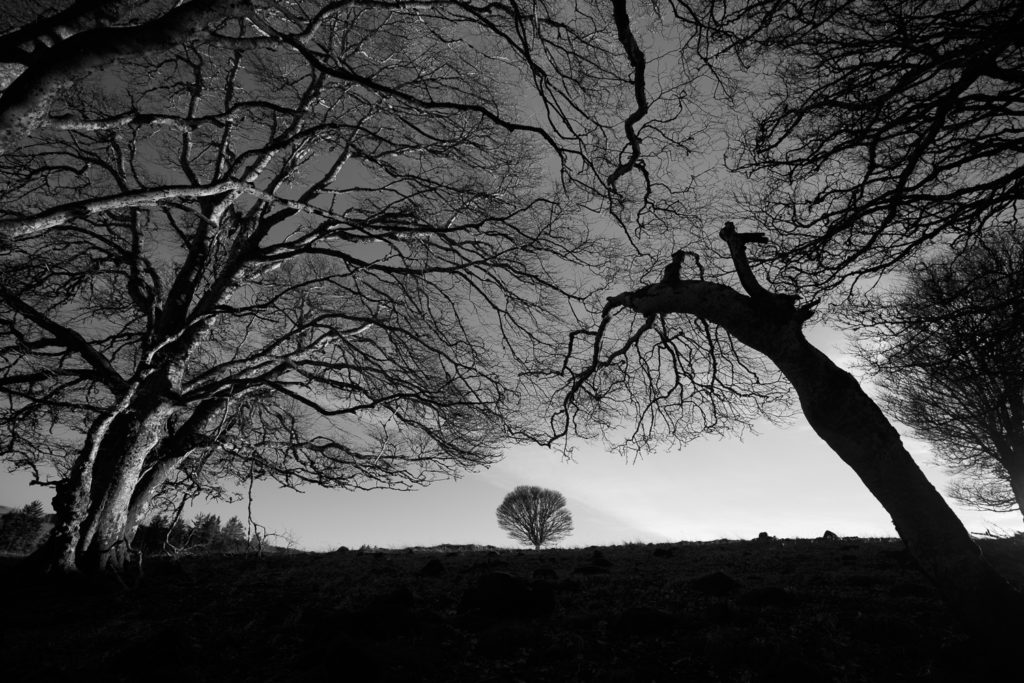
1,0,643,574
496,485,573,550
2,0,1020,651
192,513,221,548
219,515,247,552
557,223,1024,644
854,226,1024,520
546,0,1024,644
723,0,1024,289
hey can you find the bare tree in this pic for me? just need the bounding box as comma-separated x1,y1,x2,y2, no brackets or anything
556,222,1024,644
719,0,1024,291
0,0,252,154
3,0,1020,649
0,1,647,574
496,485,573,550
853,225,1024,520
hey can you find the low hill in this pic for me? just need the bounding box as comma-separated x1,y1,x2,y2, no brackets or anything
2,537,1021,681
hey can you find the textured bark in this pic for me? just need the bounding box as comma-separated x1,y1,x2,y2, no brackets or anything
29,391,138,573
32,457,95,573
0,182,244,240
31,373,180,573
600,227,1024,641
77,405,174,572
124,399,229,537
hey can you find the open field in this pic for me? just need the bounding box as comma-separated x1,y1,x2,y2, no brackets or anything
2,536,1022,682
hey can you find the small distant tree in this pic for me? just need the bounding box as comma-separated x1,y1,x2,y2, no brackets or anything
0,501,46,553
496,486,573,550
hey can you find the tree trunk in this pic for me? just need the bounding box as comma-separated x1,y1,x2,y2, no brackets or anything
1006,458,1024,526
123,398,230,537
768,330,1023,640
31,383,176,573
29,395,137,573
73,403,175,572
598,227,1024,642
123,456,187,542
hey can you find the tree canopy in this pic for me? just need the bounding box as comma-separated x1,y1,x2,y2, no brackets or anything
496,485,573,549
549,0,1024,643
854,227,1024,518
0,0,672,572
721,0,1024,292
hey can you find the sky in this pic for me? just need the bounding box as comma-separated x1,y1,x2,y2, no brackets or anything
1,8,1020,552
3,324,1021,551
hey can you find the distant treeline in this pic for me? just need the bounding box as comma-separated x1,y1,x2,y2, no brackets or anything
0,501,48,553
134,513,249,555
0,504,252,556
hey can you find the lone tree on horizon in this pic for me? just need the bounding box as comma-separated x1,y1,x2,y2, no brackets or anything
496,486,573,550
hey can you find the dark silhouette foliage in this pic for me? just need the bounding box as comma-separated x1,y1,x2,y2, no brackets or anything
496,485,573,550
192,514,222,548
0,501,46,553
854,227,1024,519
1,0,622,574
729,0,1024,290
219,516,247,552
133,512,248,555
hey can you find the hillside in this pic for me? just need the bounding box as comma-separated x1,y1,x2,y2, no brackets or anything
2,537,1021,681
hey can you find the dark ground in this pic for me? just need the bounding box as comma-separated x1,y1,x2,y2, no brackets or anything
2,536,1023,682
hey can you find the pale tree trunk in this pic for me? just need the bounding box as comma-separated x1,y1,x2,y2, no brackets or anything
123,399,230,540
76,405,175,572
32,382,177,573
123,456,189,544
597,224,1024,642
31,390,143,573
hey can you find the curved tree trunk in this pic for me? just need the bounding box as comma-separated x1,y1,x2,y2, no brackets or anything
123,399,230,542
597,224,1024,642
29,390,141,573
76,405,174,572
32,391,233,573
771,334,1022,638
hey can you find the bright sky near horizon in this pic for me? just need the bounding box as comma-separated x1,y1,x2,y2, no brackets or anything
3,325,1021,551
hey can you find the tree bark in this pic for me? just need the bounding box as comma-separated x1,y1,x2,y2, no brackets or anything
31,376,179,573
597,227,1024,641
123,399,230,539
76,405,175,572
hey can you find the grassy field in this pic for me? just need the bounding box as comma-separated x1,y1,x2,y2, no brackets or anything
2,536,1022,682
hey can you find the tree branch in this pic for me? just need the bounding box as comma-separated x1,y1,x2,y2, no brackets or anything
0,288,128,392
0,0,253,153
